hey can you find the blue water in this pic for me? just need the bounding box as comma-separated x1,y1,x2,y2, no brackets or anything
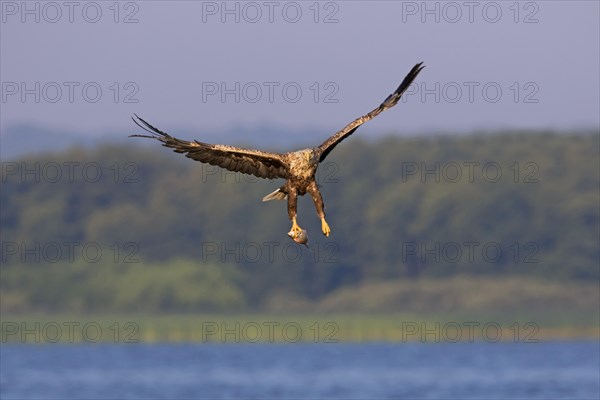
1,341,598,399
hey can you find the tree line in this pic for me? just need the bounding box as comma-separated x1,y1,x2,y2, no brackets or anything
1,130,598,312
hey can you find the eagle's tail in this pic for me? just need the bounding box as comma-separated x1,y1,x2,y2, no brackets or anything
262,188,287,202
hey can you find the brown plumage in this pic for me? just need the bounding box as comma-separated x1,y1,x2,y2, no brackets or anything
131,62,424,242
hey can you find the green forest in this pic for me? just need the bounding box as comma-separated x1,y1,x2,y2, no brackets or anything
1,130,599,315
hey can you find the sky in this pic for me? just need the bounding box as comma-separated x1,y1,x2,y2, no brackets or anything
1,1,599,138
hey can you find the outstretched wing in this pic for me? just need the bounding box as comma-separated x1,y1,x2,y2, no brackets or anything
131,115,289,179
317,62,424,162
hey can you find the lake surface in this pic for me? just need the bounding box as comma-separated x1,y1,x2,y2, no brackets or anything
1,341,598,399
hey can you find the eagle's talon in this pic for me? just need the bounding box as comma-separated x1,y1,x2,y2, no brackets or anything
288,216,304,238
288,218,308,245
288,228,302,238
321,219,331,237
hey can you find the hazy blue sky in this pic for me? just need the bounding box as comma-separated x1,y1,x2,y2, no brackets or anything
2,1,599,137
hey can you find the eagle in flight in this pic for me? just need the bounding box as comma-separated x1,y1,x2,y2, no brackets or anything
131,62,424,244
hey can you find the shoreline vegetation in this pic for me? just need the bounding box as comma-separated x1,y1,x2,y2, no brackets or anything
3,275,598,344
1,313,598,344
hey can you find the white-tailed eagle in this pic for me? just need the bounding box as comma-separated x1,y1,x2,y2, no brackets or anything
131,63,424,244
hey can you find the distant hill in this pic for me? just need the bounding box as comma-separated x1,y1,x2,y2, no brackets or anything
1,124,103,160
1,123,336,160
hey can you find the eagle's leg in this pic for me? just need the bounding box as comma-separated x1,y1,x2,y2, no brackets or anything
291,216,301,232
287,187,302,234
307,181,330,237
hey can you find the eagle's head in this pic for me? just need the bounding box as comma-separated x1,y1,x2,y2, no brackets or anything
303,149,319,166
